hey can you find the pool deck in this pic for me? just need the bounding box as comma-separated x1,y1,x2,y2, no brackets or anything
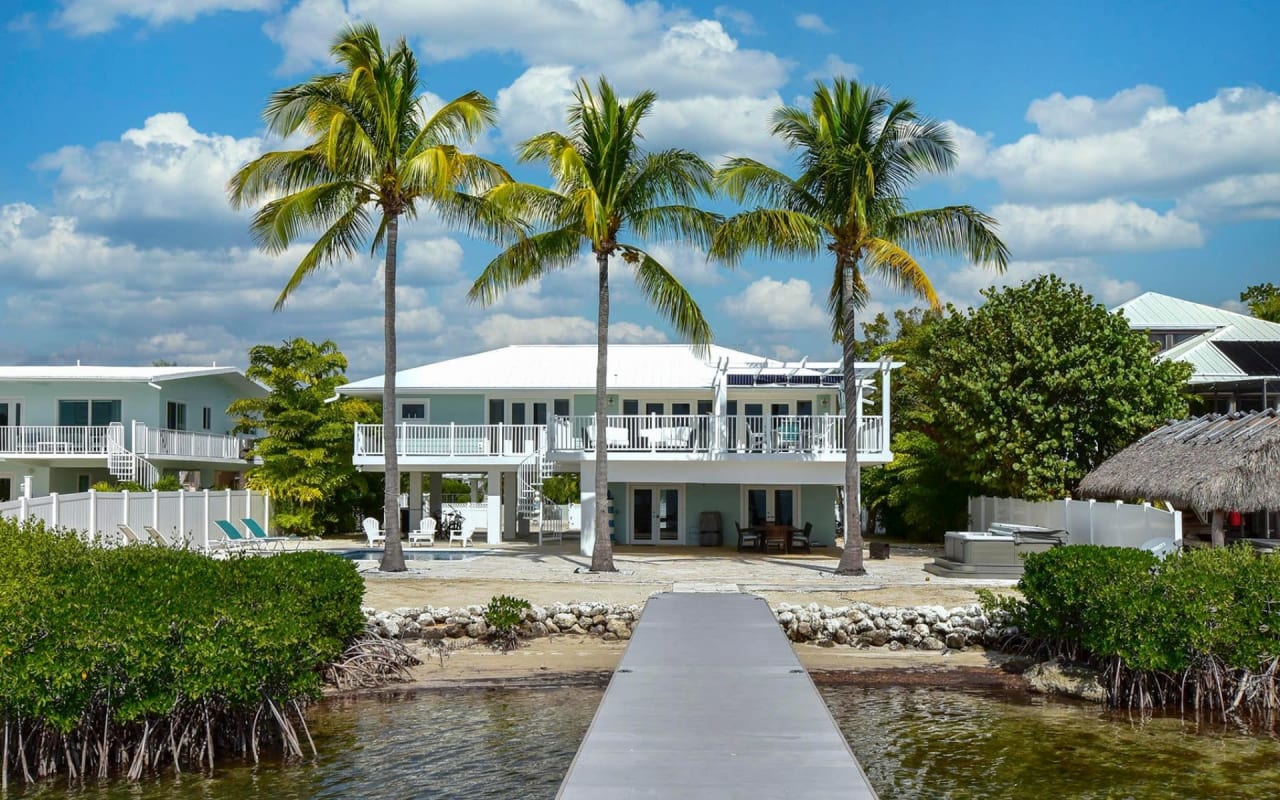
558,592,877,799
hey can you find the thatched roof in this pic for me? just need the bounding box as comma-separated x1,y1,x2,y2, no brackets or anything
1077,410,1280,512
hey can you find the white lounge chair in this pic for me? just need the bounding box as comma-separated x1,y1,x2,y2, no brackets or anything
408,516,437,546
116,523,142,547
362,517,386,546
142,525,177,548
449,520,476,547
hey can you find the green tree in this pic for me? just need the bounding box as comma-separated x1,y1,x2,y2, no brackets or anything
469,77,720,572
228,24,510,571
712,78,1008,574
923,275,1192,500
1241,282,1280,322
228,339,380,536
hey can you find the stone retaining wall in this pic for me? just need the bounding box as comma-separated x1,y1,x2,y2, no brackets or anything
366,601,1015,651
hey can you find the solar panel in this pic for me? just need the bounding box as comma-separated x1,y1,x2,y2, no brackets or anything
1215,341,1280,376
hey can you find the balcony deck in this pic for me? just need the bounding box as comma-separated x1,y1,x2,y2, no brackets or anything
0,424,247,464
353,414,890,467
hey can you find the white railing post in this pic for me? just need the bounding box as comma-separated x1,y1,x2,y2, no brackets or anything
225,488,233,524
202,489,211,554
88,489,97,544
263,492,271,536
50,492,59,529
19,493,28,523
152,489,160,530
178,491,186,549
121,489,129,529
450,422,456,456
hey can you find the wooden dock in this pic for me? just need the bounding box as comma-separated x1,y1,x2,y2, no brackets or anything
558,592,878,799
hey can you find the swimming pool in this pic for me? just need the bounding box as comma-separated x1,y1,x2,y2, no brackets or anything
339,548,489,561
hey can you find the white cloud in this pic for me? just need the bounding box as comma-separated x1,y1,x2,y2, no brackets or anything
33,112,263,246
55,0,278,36
495,65,577,146
721,277,826,331
1025,84,1167,138
992,200,1204,258
794,13,832,33
981,87,1280,203
646,92,785,161
804,54,859,83
399,237,465,284
1176,173,1280,221
940,257,1141,310
713,5,756,35
474,314,667,347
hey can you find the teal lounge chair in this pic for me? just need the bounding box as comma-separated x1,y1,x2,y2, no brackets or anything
213,519,261,552
241,518,301,550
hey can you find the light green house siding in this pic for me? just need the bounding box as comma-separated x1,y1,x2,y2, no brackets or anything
683,483,740,546
574,394,618,416
2,381,158,429
156,375,247,436
803,485,839,546
423,394,485,425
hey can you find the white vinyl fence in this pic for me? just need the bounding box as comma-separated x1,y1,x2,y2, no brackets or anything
968,495,1182,549
0,489,271,552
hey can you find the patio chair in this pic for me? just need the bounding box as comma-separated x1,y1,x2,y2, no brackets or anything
735,521,763,552
116,523,142,547
241,518,302,551
789,521,813,554
362,517,386,546
408,516,437,546
142,525,178,548
213,519,261,552
448,519,476,547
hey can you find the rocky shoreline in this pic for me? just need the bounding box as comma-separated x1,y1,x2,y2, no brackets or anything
364,599,1015,651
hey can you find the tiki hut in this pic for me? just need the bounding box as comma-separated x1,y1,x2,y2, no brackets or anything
1077,410,1280,546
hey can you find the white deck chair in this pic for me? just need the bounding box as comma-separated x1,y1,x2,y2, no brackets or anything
142,525,177,548
362,517,386,546
408,516,437,546
448,519,476,547
116,523,142,547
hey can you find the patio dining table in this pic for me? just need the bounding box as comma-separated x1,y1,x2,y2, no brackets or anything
762,523,798,554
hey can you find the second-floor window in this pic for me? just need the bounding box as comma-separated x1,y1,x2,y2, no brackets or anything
400,402,427,421
166,402,187,431
58,399,121,426
202,407,212,430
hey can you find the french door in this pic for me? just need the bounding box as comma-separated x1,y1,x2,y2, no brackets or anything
631,486,682,545
0,474,12,503
0,399,19,454
745,487,797,527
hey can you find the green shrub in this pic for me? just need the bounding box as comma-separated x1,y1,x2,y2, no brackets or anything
150,475,183,491
0,516,365,774
1007,544,1280,673
484,595,531,651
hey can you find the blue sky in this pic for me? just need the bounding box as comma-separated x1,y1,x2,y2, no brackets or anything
1,0,1277,377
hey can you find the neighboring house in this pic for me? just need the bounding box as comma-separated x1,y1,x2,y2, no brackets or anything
337,344,899,556
0,365,264,501
1116,292,1280,413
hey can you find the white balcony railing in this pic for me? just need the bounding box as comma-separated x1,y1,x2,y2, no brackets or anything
0,425,115,455
550,414,882,455
354,423,546,458
134,423,246,460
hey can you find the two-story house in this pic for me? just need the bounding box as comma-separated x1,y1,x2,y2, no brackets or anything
337,344,899,556
0,365,264,501
1116,292,1280,413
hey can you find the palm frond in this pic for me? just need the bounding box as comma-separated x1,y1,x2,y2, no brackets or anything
468,227,583,306
624,246,713,348
627,205,722,250
274,202,373,310
710,209,826,265
714,158,820,215
862,237,940,307
887,206,1010,270
247,181,366,254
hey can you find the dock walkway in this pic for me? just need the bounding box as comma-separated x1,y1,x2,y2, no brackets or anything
558,592,877,798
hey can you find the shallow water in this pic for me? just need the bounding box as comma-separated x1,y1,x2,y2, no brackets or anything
10,685,1280,799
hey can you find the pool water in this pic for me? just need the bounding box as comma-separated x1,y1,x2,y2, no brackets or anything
339,548,488,561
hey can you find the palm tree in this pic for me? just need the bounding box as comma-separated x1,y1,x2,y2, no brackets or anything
712,78,1008,575
469,77,720,572
228,23,511,571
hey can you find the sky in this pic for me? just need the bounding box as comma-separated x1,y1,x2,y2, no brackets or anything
1,0,1277,379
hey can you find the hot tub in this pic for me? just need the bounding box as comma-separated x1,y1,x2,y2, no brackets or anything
927,528,1068,579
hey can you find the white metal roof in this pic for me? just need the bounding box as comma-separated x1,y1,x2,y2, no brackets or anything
1115,292,1280,340
0,365,265,395
340,344,893,393
1114,293,1280,383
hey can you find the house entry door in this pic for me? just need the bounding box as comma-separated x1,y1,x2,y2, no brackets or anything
631,486,682,545
0,475,12,503
745,487,797,527
0,400,19,454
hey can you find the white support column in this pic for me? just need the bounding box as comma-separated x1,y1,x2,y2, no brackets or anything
225,488,233,524
22,475,31,499
152,489,160,529
486,469,501,545
88,489,97,545
880,360,892,455
503,472,518,541
178,493,186,548
121,489,128,529
428,472,443,522
202,489,211,553
579,463,595,558
408,471,423,531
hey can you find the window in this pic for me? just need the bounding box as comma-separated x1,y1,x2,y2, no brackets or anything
488,399,505,424
553,399,571,417
623,399,639,416
671,403,691,416
59,400,121,426
797,400,813,417
400,402,427,421
77,474,91,493
697,400,713,415
202,406,212,430
645,402,664,416
166,401,187,430
0,400,19,427
510,403,526,425
533,402,548,425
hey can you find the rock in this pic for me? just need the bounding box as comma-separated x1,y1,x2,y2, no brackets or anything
602,632,618,642
1024,659,1108,703
945,632,968,650
912,623,931,638
465,621,488,638
921,636,946,651
887,640,904,651
864,629,890,647
553,613,577,630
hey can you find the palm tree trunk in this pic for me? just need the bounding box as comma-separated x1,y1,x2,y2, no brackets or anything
379,213,406,572
591,250,616,572
834,261,866,576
